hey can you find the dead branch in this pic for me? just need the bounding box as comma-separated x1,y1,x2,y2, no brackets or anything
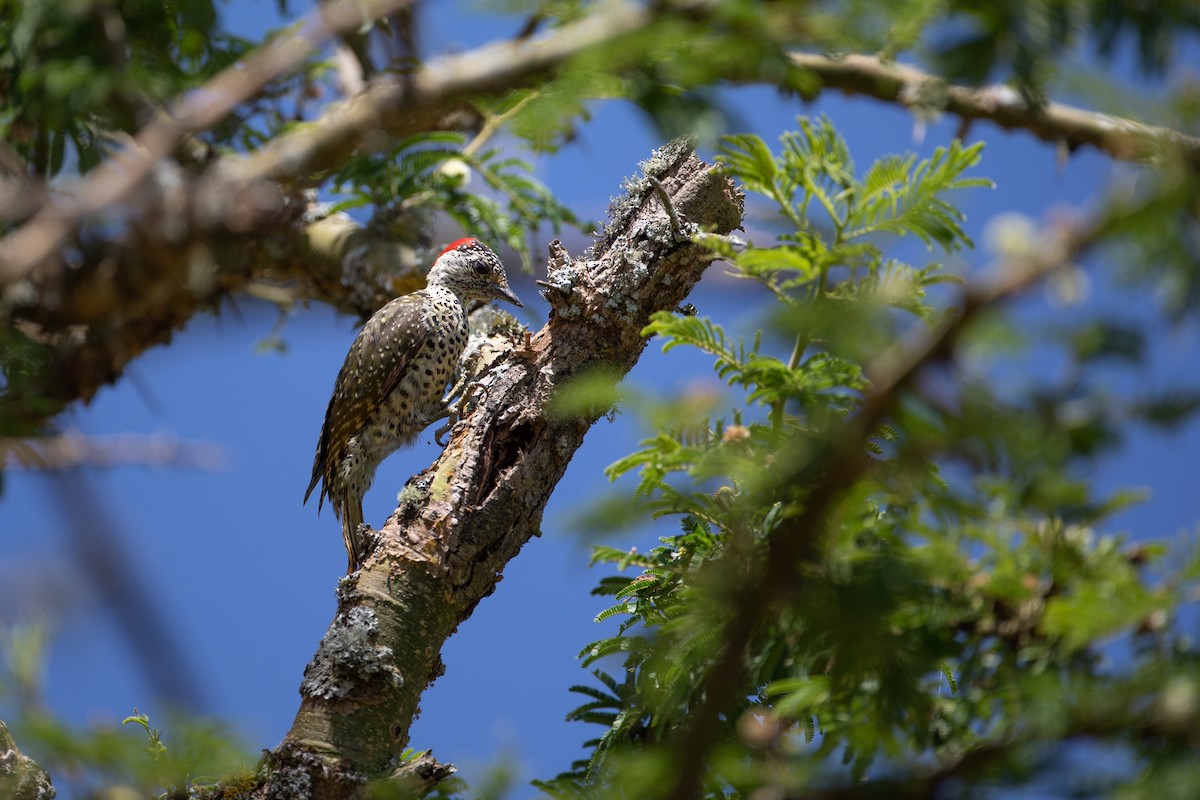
232,140,744,799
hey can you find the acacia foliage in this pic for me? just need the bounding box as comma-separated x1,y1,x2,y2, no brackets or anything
539,119,1200,799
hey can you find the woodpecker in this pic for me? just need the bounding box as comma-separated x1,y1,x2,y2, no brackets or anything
305,238,522,572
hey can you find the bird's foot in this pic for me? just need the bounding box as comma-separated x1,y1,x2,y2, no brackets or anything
434,381,486,446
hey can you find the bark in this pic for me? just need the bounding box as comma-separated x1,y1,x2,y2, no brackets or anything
0,721,55,800
245,140,743,799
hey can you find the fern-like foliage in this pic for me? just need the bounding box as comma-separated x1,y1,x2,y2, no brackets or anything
540,116,1200,800
713,116,989,335
846,140,992,250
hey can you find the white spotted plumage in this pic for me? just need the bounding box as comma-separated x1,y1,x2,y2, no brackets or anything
305,238,522,572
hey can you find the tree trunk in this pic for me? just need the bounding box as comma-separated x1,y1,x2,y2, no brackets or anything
254,140,744,798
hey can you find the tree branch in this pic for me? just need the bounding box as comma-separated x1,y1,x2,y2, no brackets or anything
786,53,1200,170
7,3,1196,440
0,0,417,279
0,428,224,470
238,140,744,799
0,0,718,285
0,720,56,800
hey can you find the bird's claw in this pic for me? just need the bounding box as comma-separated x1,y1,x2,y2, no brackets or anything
434,418,453,447
434,381,486,446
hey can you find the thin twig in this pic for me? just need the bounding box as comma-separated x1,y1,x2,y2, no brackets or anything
648,175,685,236
47,470,210,711
463,91,538,158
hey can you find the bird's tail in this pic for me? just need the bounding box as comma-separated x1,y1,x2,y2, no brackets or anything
339,491,365,573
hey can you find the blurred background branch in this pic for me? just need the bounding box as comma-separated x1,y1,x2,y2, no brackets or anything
785,53,1200,169
1,429,225,471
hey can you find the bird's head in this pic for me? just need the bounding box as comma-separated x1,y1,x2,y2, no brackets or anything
427,238,523,307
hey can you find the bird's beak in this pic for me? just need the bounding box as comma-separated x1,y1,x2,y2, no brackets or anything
497,284,523,308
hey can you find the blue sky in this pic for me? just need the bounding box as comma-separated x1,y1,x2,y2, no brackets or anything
2,1,1199,795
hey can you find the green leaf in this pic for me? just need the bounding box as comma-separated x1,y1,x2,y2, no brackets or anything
1041,580,1162,650
766,676,830,718
1132,389,1200,430
594,603,637,623
716,133,780,197
846,139,991,252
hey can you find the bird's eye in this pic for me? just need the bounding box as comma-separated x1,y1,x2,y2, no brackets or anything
474,264,490,275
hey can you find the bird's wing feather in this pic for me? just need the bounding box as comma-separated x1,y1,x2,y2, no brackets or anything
305,293,431,507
